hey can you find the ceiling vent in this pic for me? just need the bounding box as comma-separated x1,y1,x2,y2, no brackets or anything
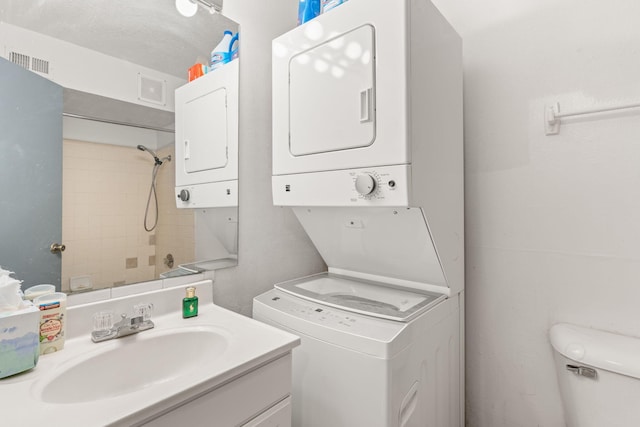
31,57,50,74
6,49,52,78
138,73,167,106
8,51,29,70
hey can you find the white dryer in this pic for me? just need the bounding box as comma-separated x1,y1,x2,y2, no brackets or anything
253,273,462,427
271,0,464,296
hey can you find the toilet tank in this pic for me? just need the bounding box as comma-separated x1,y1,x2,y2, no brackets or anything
550,323,640,427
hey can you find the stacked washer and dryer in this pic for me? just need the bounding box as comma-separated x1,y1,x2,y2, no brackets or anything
253,0,463,425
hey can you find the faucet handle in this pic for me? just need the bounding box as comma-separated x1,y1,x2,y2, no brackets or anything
92,311,115,337
134,303,153,321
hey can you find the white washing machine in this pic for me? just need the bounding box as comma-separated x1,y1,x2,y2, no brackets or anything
253,273,462,427
259,0,464,425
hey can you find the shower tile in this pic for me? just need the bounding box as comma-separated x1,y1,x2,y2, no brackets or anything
125,257,138,269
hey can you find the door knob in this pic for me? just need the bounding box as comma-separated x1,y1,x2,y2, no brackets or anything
50,243,66,253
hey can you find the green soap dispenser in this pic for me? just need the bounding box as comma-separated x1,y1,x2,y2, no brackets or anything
182,287,199,318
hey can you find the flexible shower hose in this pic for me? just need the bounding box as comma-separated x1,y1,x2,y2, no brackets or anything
143,163,162,232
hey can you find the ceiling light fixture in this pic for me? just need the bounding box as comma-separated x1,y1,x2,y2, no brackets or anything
175,0,197,17
175,0,221,17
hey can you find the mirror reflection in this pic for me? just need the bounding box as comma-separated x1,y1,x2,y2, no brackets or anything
0,0,240,293
60,138,239,291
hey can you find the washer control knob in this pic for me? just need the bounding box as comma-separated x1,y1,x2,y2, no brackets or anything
178,189,190,202
355,174,377,196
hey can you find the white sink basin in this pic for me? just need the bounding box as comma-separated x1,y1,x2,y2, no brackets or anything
32,326,229,404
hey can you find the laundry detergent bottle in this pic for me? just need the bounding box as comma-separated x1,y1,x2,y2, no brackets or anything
210,30,233,70
321,0,347,13
229,32,239,60
298,0,321,25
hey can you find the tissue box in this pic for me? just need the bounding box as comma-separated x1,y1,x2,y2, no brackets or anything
0,304,40,379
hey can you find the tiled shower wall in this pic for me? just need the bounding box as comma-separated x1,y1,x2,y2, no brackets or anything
61,140,193,291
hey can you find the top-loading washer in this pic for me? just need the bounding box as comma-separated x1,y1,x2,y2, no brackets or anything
253,273,462,427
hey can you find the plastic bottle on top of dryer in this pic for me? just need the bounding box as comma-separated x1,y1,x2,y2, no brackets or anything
210,30,239,70
321,0,347,13
298,0,321,25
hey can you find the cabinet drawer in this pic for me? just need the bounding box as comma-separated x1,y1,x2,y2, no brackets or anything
242,397,291,427
142,353,292,427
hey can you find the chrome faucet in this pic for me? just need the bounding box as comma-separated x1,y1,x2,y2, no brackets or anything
91,304,154,343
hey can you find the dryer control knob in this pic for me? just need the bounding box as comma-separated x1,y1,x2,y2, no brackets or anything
178,189,190,202
355,174,377,196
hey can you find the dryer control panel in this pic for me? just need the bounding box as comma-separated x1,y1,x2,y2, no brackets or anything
175,180,238,208
272,164,410,206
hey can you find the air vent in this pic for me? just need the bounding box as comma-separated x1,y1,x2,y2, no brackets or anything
7,49,51,77
138,73,167,106
31,57,50,74
8,51,29,70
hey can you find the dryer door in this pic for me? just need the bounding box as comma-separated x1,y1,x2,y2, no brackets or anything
272,0,410,176
182,87,228,174
289,25,375,156
175,59,239,189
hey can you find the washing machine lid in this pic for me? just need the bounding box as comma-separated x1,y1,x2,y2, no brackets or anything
292,206,451,295
275,273,445,322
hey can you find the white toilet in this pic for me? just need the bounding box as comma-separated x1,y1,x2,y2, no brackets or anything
550,323,640,426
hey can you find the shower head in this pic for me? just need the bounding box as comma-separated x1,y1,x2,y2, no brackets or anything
137,145,164,165
137,144,159,158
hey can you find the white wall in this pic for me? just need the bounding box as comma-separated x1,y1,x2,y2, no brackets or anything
210,0,326,315
430,0,640,425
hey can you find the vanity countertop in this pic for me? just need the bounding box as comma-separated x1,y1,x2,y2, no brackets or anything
0,282,299,427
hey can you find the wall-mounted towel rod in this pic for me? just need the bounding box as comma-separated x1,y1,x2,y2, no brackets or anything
63,113,175,134
545,101,640,135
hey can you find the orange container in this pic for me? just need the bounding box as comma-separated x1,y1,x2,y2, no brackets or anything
188,64,205,82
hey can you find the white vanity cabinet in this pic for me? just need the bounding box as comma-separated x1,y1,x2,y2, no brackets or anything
0,283,299,427
175,59,239,208
141,353,293,427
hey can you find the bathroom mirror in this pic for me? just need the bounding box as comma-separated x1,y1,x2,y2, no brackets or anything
0,0,240,293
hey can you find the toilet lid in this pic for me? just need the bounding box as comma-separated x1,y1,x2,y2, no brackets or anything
275,272,445,322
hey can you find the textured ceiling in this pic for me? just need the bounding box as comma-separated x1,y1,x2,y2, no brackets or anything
0,0,236,78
